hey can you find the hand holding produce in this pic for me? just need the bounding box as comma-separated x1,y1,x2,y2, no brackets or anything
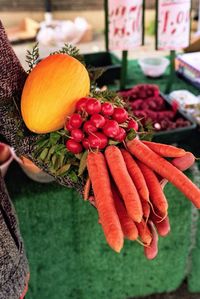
20,46,199,261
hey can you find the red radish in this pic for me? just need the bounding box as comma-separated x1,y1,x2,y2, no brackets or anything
65,121,73,131
103,120,120,138
69,114,83,129
85,98,101,115
66,139,83,154
112,107,128,123
144,221,158,260
101,102,114,116
88,132,108,149
75,97,88,111
0,143,10,164
71,129,84,142
82,138,90,149
128,119,139,131
90,114,106,128
114,127,126,142
83,120,97,134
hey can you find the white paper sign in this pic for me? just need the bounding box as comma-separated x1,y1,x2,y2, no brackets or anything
157,0,191,50
108,0,143,51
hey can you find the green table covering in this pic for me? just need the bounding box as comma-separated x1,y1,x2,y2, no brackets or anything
4,58,200,298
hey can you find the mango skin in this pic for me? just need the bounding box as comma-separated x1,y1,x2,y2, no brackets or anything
21,54,90,133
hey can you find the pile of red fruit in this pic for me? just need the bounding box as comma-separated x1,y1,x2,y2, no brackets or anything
119,84,191,131
65,97,138,154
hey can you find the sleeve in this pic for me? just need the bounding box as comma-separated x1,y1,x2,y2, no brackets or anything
0,171,29,299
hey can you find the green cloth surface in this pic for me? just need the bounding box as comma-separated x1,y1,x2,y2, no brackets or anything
6,163,192,299
4,58,200,298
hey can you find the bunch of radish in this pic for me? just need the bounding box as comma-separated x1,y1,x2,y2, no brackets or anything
65,97,138,154
119,84,191,131
85,139,198,259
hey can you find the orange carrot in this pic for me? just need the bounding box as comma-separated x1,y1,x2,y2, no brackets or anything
112,185,138,241
142,140,185,157
136,219,152,245
160,152,195,190
144,221,158,260
105,145,143,223
141,198,150,220
127,139,200,208
171,152,195,171
83,177,91,200
121,149,149,201
137,161,168,216
150,211,170,237
87,151,124,253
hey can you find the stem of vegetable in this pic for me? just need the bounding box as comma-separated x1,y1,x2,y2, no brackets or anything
120,51,128,90
165,50,176,94
104,0,109,51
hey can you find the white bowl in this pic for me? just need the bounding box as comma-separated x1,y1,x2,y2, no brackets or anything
138,57,169,78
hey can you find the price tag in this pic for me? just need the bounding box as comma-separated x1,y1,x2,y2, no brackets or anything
157,0,191,50
108,0,144,50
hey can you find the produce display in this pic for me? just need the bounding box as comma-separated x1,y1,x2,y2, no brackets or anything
14,45,200,260
119,84,192,132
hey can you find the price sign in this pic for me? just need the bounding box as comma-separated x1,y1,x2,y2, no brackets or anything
157,0,191,50
108,0,144,51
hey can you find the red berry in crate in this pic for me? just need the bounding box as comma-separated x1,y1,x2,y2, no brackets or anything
85,98,101,115
130,99,143,110
112,107,128,123
66,139,83,154
90,114,106,128
69,113,83,129
88,132,108,149
82,138,90,149
114,127,126,142
101,102,114,116
75,97,88,111
71,128,84,142
83,120,97,134
103,120,120,138
128,119,139,131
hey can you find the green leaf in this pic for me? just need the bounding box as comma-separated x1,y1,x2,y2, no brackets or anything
50,132,61,145
126,129,137,141
78,151,88,176
108,139,120,146
39,148,49,161
45,145,56,162
51,154,57,167
56,164,71,176
35,138,49,148
68,170,78,183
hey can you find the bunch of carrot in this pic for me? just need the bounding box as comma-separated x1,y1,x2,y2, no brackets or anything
86,138,198,259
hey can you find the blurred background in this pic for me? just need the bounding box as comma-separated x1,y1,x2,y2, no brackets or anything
0,0,199,67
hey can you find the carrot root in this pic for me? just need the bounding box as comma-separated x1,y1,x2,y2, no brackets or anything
144,221,158,260
105,146,143,223
87,151,124,253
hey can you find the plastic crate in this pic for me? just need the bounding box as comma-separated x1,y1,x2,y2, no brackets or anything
83,52,121,86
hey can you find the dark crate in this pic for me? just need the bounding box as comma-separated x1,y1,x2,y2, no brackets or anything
83,52,121,87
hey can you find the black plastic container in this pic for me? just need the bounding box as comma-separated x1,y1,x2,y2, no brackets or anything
83,52,121,86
